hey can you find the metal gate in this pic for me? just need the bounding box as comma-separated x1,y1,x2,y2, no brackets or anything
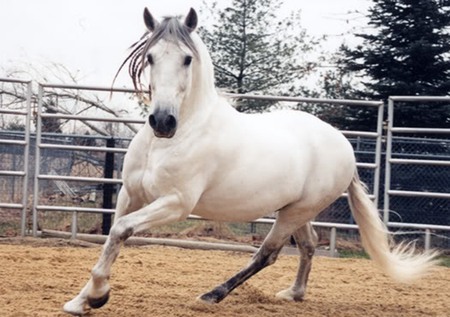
384,96,450,248
0,78,32,236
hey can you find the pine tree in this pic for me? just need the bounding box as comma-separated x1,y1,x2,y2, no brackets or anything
199,0,317,112
340,0,450,129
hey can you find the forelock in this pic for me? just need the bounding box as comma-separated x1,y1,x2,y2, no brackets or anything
114,15,200,93
145,16,199,57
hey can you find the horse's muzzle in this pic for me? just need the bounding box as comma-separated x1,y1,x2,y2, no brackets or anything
148,109,177,138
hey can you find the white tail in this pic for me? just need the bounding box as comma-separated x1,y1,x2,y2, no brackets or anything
347,172,439,283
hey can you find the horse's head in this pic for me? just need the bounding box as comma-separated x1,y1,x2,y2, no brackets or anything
117,8,215,138
140,8,199,138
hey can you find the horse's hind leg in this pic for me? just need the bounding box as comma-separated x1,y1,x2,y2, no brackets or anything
276,222,318,301
199,208,314,304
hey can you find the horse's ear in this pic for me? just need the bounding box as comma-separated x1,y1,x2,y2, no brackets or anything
143,7,158,32
184,8,198,32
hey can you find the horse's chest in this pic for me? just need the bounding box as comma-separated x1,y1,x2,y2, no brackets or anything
128,155,185,200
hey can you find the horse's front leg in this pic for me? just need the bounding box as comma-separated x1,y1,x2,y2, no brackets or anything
63,194,189,316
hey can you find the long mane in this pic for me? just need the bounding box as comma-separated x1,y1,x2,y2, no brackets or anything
113,16,199,95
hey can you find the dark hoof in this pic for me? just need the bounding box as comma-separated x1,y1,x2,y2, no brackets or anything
87,290,110,309
198,286,227,304
293,295,305,302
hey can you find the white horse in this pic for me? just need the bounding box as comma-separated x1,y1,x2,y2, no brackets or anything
64,8,438,315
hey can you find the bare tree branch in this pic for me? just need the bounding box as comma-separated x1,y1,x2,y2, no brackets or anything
1,62,141,135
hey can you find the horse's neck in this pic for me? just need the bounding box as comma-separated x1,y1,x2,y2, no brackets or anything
179,37,225,134
181,84,218,126
180,55,218,124
191,36,217,100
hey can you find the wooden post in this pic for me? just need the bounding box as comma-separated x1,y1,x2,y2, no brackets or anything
102,138,115,235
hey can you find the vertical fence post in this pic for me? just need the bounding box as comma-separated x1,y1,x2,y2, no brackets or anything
102,137,115,235
329,227,337,257
383,98,394,224
71,211,78,239
250,222,256,234
424,228,431,251
373,102,384,208
32,84,44,237
21,81,32,236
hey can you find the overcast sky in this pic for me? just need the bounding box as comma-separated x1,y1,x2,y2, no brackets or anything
0,0,371,87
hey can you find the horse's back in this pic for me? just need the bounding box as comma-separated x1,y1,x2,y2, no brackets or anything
237,109,355,176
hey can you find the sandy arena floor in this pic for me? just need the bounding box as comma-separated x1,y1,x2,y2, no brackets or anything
0,238,449,317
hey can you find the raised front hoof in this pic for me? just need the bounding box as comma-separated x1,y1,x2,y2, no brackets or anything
275,288,305,302
87,290,110,309
197,287,227,304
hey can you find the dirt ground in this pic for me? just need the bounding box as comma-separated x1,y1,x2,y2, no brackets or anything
0,238,449,317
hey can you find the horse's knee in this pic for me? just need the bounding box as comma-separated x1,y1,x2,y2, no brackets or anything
110,219,134,242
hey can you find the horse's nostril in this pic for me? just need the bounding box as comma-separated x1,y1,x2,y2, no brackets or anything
165,115,177,130
149,114,156,128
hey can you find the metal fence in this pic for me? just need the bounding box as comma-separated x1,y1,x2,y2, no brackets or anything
0,78,32,236
32,83,144,237
384,96,450,249
1,78,449,252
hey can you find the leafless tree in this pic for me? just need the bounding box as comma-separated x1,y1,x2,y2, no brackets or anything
0,62,140,136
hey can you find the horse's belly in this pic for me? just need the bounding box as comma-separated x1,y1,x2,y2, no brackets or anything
192,176,301,222
192,199,281,222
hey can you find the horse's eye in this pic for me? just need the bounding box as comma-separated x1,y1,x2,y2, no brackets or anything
147,54,154,65
184,55,192,66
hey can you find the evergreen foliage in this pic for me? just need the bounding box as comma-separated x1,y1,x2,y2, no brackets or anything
199,0,317,112
340,0,450,129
